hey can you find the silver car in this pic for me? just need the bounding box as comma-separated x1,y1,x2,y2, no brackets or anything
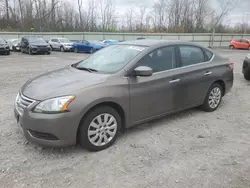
48,38,73,52
14,40,234,151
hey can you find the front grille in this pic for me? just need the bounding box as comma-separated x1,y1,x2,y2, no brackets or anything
15,93,35,115
28,130,59,141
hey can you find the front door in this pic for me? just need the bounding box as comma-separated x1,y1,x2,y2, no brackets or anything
128,45,180,123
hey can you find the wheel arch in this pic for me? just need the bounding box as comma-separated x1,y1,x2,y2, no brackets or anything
213,80,226,96
76,101,126,142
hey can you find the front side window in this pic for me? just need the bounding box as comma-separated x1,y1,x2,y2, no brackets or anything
75,45,147,73
179,45,205,67
137,46,177,73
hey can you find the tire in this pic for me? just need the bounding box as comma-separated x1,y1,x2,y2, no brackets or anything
47,51,51,55
74,47,79,53
90,48,94,54
29,48,33,55
78,106,121,151
6,51,10,55
229,45,235,50
60,46,65,52
201,83,223,112
50,45,53,51
243,66,250,80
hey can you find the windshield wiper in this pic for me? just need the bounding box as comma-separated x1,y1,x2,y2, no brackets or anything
75,66,98,73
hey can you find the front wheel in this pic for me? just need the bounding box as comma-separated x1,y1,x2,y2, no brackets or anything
29,48,33,55
201,83,223,112
60,46,65,52
74,48,79,53
90,48,94,54
78,106,121,151
229,45,235,50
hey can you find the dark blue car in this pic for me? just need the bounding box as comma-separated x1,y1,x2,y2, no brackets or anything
73,40,106,54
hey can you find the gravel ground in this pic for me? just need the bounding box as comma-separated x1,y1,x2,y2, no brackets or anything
0,49,250,188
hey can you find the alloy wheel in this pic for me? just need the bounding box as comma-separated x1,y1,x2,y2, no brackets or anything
87,113,117,147
208,87,221,109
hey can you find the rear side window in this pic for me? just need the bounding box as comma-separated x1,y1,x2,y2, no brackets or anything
204,49,213,61
179,45,205,67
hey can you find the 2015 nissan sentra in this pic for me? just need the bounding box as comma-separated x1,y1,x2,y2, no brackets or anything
14,40,234,151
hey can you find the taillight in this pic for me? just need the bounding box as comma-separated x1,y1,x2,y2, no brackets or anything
228,61,234,71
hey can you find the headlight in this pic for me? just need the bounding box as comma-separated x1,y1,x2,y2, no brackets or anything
33,96,75,113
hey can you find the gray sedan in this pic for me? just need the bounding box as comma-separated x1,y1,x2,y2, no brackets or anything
14,40,234,151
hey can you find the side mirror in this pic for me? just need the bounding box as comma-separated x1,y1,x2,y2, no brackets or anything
133,66,153,77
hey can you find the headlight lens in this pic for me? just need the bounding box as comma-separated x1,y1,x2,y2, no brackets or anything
34,96,75,113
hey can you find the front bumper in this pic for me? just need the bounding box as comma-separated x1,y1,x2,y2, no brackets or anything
14,98,79,147
0,47,10,53
63,46,73,51
30,47,51,54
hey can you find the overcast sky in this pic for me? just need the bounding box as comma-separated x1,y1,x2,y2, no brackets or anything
111,0,250,25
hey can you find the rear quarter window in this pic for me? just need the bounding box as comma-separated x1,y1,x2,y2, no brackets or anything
204,49,213,61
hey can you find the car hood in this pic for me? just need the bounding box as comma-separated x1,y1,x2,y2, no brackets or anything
21,66,109,100
30,43,48,46
62,42,73,45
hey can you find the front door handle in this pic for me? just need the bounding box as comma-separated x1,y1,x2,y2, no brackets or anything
169,79,180,84
204,71,212,76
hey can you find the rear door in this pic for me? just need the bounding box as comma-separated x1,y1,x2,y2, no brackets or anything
173,45,215,109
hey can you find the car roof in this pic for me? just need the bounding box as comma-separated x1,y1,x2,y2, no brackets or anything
119,39,198,47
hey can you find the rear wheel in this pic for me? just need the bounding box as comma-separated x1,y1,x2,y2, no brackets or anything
243,66,250,80
78,106,121,151
201,83,223,112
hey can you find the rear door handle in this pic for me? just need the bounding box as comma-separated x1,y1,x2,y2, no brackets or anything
204,71,212,76
169,79,180,84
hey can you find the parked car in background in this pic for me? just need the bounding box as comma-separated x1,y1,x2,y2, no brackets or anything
7,39,19,51
229,38,250,50
14,40,234,151
72,40,106,53
242,54,250,80
20,36,51,55
9,39,21,52
102,40,119,45
0,38,10,55
137,37,146,40
48,38,73,52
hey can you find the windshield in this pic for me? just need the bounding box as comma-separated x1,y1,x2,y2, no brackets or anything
75,45,147,73
29,38,46,44
12,39,20,45
59,38,71,43
0,38,6,44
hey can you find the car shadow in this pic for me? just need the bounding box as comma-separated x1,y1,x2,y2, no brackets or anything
36,107,204,156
